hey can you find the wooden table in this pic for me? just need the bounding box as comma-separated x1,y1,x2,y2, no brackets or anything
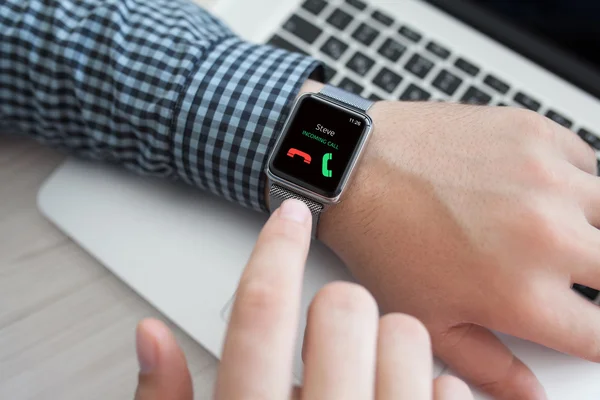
0,1,220,398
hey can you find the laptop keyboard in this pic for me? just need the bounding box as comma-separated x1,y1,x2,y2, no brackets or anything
268,0,600,303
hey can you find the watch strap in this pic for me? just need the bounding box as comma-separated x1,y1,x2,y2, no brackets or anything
269,184,323,237
318,84,374,112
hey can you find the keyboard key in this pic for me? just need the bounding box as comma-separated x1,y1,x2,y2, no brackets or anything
267,35,307,55
326,8,354,31
372,10,394,26
346,0,367,10
573,284,600,301
283,14,322,44
301,0,328,15
400,84,431,101
514,92,541,111
578,128,600,150
368,93,383,101
338,77,364,95
405,53,434,79
323,64,337,82
378,38,406,62
352,23,380,46
320,37,348,60
483,74,510,94
432,69,463,96
497,102,508,106
460,86,492,105
545,110,573,128
399,25,422,42
455,57,480,77
373,67,403,93
346,52,375,77
426,41,451,60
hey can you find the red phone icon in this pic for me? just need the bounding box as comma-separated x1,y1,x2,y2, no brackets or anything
287,148,312,164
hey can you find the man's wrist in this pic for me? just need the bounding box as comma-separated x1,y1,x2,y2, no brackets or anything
317,100,387,248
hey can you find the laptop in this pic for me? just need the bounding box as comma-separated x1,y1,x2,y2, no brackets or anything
38,0,600,398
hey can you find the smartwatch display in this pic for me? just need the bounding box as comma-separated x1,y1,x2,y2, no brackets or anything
266,85,375,238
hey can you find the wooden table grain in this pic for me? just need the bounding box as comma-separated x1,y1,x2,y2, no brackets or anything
0,1,221,399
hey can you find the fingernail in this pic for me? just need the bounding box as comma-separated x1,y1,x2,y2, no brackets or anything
136,324,157,374
278,199,309,223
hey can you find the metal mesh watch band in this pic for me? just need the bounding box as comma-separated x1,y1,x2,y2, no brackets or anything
269,184,323,237
268,84,374,239
318,84,375,112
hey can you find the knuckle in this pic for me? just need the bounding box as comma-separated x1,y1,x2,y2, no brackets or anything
379,313,430,346
235,280,286,325
312,282,378,316
521,156,561,188
526,208,565,251
514,109,552,141
437,323,475,353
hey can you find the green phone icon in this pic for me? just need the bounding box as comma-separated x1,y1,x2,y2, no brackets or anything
322,153,332,178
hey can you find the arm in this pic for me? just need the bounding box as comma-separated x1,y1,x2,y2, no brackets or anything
0,0,321,211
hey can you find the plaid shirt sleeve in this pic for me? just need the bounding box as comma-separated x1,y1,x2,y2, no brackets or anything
0,0,321,211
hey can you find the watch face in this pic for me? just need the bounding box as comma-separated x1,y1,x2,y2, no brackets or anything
269,95,371,199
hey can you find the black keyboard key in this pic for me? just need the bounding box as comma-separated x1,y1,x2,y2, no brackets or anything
400,84,431,101
514,91,541,111
378,38,406,62
323,64,336,82
320,37,348,60
399,25,422,42
267,35,307,55
301,0,328,15
327,8,354,31
483,74,510,95
578,128,600,150
368,93,383,101
372,10,394,26
545,110,573,128
352,23,380,46
338,78,364,95
460,86,492,105
283,14,322,44
455,57,480,77
426,41,451,60
405,53,434,79
346,0,367,10
573,284,600,301
373,67,403,93
497,102,508,106
346,52,375,76
432,69,463,96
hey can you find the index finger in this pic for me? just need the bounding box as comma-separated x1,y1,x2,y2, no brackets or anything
215,199,312,400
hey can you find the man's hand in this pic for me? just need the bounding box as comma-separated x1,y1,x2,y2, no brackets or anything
318,99,600,399
134,200,472,400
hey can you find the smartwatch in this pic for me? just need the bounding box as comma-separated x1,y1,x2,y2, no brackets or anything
266,84,375,238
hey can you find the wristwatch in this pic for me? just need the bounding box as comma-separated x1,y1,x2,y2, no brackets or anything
266,84,375,238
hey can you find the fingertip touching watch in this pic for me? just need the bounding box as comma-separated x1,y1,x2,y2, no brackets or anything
266,84,375,238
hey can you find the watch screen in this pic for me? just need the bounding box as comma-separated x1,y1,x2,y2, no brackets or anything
270,95,370,198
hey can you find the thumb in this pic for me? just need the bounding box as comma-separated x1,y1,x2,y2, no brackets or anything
433,323,547,400
134,318,193,400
